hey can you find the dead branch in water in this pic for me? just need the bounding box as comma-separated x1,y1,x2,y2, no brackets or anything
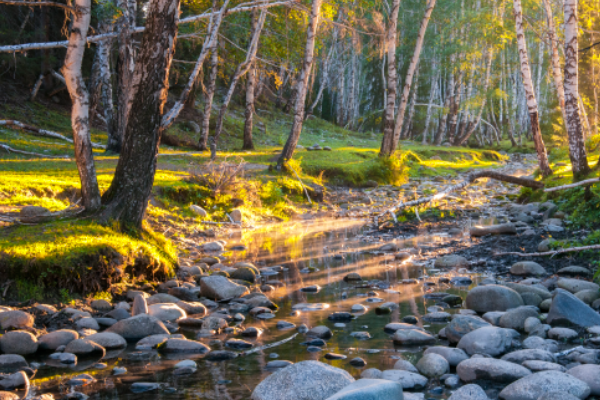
494,244,600,258
240,333,298,356
0,143,70,159
384,170,543,221
0,120,106,149
544,177,600,192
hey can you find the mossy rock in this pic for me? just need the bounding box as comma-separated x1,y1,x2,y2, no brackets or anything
230,267,256,283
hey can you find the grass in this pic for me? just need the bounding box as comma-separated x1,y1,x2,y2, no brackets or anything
0,96,512,298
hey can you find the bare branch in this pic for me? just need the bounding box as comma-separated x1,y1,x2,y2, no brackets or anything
494,244,600,257
0,120,106,149
0,143,70,159
544,177,600,192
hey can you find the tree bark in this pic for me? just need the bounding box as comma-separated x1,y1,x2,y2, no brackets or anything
542,0,567,125
276,0,322,167
513,0,552,177
61,0,101,211
199,44,219,150
242,9,260,150
563,0,590,179
306,33,336,119
387,0,437,152
379,0,401,156
100,0,180,228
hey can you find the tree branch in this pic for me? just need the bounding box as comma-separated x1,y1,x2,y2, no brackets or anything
494,244,600,257
0,120,106,149
0,143,70,159
544,177,600,192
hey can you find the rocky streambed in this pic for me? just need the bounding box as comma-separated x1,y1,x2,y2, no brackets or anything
1,155,600,400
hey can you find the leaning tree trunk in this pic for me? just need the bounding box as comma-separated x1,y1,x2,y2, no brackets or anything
513,0,552,177
61,0,101,211
563,0,591,179
100,0,180,228
276,0,322,167
199,44,219,150
388,0,437,152
379,0,401,156
242,9,260,150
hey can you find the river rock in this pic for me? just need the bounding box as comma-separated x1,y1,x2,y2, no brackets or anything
547,327,578,341
574,289,600,304
393,329,436,346
499,306,539,331
0,311,34,330
308,326,333,339
0,355,28,371
416,353,449,378
38,330,78,350
448,384,489,400
498,371,590,400
537,392,581,400
380,370,428,390
511,262,546,277
226,339,253,350
470,223,517,237
107,314,169,340
161,338,210,354
75,317,99,330
64,339,105,356
393,359,419,373
200,241,225,252
457,358,531,383
106,308,130,320
501,349,556,365
465,285,524,312
0,331,38,355
147,293,180,305
324,379,404,400
86,332,127,349
557,266,591,277
424,346,468,367
567,365,600,396
521,360,566,372
547,289,600,328
457,327,515,356
446,315,491,345
504,283,552,300
524,317,542,333
148,303,186,321
200,275,249,300
251,360,354,400
0,371,28,390
434,255,469,269
557,278,599,294
522,337,558,353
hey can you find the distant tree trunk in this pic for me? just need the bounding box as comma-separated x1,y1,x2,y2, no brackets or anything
100,0,179,228
379,0,401,156
542,0,567,125
388,0,436,151
306,33,336,119
243,61,257,150
403,63,419,139
276,0,322,167
562,0,590,178
61,0,101,211
199,44,219,150
212,9,266,153
513,0,552,176
421,66,438,144
446,68,463,145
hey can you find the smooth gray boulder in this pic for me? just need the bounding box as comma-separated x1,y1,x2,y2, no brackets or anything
251,360,354,400
307,326,333,339
132,294,149,315
393,360,419,373
499,307,539,331
556,278,599,294
415,353,449,378
434,255,469,269
499,371,590,400
200,275,249,300
393,329,435,346
380,370,428,390
537,392,581,400
324,379,404,400
0,311,34,330
547,289,600,328
0,331,38,355
567,365,600,396
510,262,546,277
501,349,556,365
86,332,127,349
38,330,78,350
457,358,531,383
466,285,524,312
547,328,578,341
521,360,566,373
424,346,468,367
64,339,105,356
0,355,28,371
458,327,515,356
106,314,169,340
446,315,491,344
471,223,517,237
504,283,552,300
160,338,210,354
448,384,488,400
147,303,186,321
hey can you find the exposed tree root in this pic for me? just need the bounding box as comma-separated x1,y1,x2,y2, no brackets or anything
0,120,106,149
494,244,600,257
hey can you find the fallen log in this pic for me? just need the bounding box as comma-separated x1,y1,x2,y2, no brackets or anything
0,143,70,159
384,170,543,221
544,177,600,192
0,120,106,149
494,244,600,258
470,223,517,237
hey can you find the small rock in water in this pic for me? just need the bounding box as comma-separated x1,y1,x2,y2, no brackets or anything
113,367,127,375
324,353,347,360
349,357,366,367
130,383,161,393
300,285,321,293
269,353,278,359
350,331,371,340
334,323,346,328
265,360,293,369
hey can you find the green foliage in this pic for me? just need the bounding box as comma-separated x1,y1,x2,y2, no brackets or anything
364,153,409,186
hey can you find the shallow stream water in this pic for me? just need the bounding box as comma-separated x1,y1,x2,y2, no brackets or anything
31,218,488,400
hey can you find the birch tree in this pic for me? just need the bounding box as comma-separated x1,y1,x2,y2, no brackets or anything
563,0,591,179
513,0,552,176
542,0,567,124
61,0,101,211
276,0,322,167
199,44,219,150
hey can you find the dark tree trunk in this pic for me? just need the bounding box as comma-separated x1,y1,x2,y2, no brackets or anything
100,0,179,228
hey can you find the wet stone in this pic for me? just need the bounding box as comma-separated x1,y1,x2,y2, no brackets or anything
349,357,366,367
324,353,347,360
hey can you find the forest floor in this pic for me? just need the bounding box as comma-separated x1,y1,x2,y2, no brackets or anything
0,90,599,300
